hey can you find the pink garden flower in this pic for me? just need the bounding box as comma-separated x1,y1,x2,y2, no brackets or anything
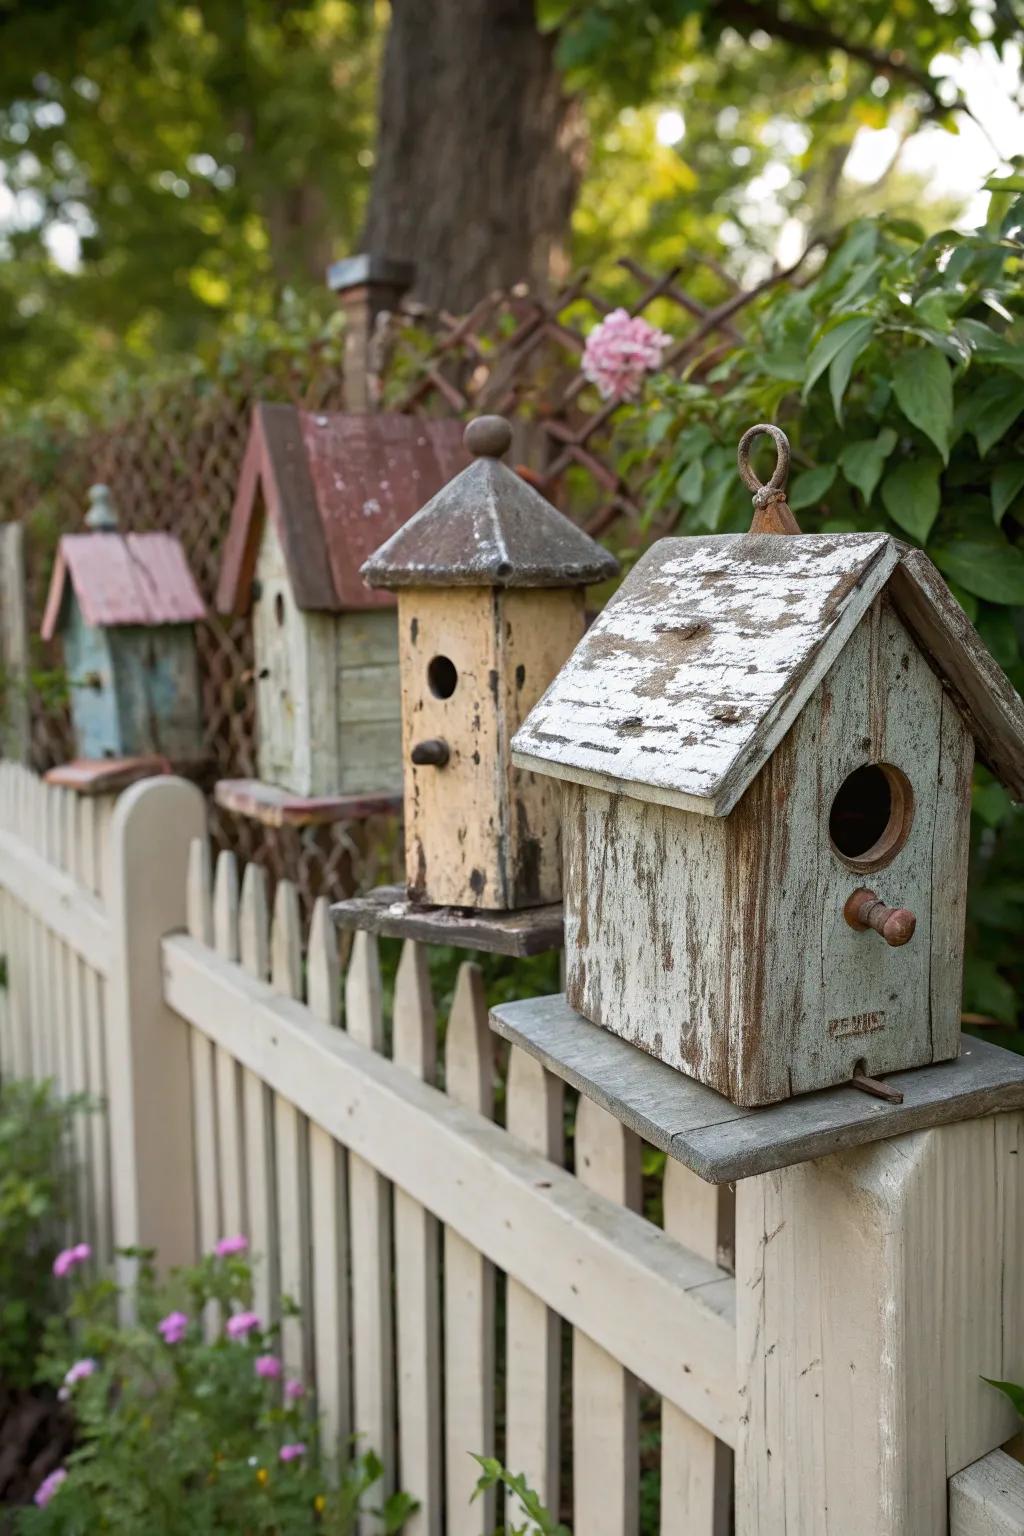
52,1242,91,1278
58,1358,97,1399
157,1310,189,1345
279,1443,307,1463
34,1468,67,1507
255,1354,282,1380
581,308,672,401
226,1310,261,1341
214,1234,249,1259
284,1378,305,1402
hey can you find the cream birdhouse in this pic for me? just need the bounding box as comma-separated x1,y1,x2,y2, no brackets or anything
217,403,467,799
361,414,619,911
513,426,1024,1107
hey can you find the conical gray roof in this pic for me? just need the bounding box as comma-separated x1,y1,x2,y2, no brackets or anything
361,416,619,590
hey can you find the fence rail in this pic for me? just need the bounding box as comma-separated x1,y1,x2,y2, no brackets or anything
3,763,1024,1534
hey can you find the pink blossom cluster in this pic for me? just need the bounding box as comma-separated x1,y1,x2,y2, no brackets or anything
158,1310,189,1345
59,1358,97,1400
279,1443,307,1463
34,1468,67,1507
284,1377,304,1402
581,308,672,402
52,1242,91,1278
226,1310,261,1341
255,1354,281,1380
214,1234,249,1259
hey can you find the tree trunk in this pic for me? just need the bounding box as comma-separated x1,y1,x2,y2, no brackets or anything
362,0,584,312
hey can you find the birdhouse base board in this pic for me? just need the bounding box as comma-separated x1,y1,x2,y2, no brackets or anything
490,993,1024,1184
45,756,172,796
214,779,401,829
330,884,563,957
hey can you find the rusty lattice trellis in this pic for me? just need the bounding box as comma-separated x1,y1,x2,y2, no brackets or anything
1,255,794,906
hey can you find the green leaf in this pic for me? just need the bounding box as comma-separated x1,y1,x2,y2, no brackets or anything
984,175,1024,192
839,429,897,504
892,347,953,463
932,538,1024,605
984,1375,1024,1414
676,456,704,505
963,374,1024,457
802,317,874,403
880,457,942,542
992,461,1024,524
788,464,836,512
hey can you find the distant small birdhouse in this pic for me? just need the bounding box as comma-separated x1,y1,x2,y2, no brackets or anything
514,428,1024,1106
41,486,206,765
361,414,619,911
217,404,468,798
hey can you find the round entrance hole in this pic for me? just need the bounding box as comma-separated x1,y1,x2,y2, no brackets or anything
828,762,914,871
427,654,458,699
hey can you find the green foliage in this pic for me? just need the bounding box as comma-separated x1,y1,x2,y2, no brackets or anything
0,1078,91,1390
615,182,1024,1029
983,1376,1024,1417
18,1245,416,1534
473,1457,572,1536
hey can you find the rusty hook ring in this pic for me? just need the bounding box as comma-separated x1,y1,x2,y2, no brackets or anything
737,424,791,508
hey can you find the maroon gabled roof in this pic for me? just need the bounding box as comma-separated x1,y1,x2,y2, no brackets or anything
216,403,469,616
41,532,205,640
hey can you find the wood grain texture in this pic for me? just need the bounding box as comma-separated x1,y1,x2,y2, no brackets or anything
490,992,1024,1182
214,779,400,828
271,880,312,1381
398,586,584,909
330,883,563,956
239,863,277,1323
950,1449,1024,1536
573,1096,641,1536
735,1114,1024,1535
562,594,972,1104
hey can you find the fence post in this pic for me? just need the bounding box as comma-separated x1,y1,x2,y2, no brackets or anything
105,776,205,1285
735,1112,1024,1535
0,523,30,764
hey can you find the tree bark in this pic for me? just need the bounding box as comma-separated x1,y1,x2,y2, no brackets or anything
362,0,585,312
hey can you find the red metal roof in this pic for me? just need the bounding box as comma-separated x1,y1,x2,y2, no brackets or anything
41,532,206,640
217,404,470,615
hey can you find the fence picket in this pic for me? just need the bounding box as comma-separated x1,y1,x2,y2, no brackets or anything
212,852,245,1242
80,795,113,1269
271,880,311,1382
573,1097,642,1536
306,897,350,1459
443,961,495,1536
187,837,221,1272
63,788,92,1241
392,940,442,1536
345,929,395,1526
239,862,276,1323
505,1046,564,1510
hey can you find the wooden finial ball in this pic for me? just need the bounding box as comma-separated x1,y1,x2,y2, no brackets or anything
85,484,119,532
464,415,512,459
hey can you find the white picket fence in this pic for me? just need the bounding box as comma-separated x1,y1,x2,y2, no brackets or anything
3,760,1024,1536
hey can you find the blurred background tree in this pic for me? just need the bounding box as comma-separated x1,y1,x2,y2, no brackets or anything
0,0,1021,407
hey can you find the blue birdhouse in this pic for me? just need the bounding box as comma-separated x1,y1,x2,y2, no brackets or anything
41,486,206,765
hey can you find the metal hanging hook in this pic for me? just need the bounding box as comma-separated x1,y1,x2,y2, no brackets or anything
737,424,801,533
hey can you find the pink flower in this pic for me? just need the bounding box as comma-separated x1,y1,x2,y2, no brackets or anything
279,1443,307,1463
157,1310,189,1345
226,1310,261,1341
52,1242,91,1279
284,1377,305,1402
58,1358,97,1398
34,1468,67,1507
255,1354,282,1380
214,1234,249,1259
581,308,672,401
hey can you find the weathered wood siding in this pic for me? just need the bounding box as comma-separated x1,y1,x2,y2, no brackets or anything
565,595,973,1105
110,624,203,762
399,586,584,909
63,599,121,759
253,519,401,795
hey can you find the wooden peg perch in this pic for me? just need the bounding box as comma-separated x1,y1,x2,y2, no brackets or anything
844,888,917,948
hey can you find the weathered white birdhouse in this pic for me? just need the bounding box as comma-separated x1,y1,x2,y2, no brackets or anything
361,414,619,911
513,426,1024,1107
41,486,205,765
217,403,467,798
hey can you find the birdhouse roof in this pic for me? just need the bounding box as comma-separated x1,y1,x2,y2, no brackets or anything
41,531,205,641
217,404,469,615
512,532,1024,817
360,449,619,590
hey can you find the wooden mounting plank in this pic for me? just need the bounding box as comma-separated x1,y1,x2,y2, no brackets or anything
330,884,563,957
490,994,1024,1184
214,778,400,828
950,1449,1024,1535
46,756,171,795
